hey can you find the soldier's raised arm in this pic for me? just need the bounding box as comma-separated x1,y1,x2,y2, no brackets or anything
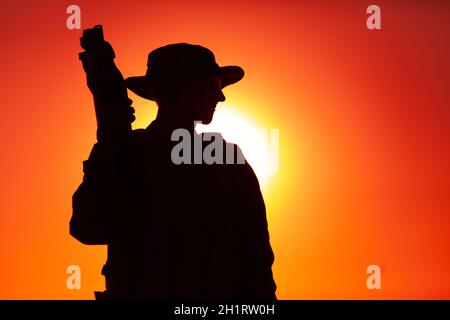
70,25,135,245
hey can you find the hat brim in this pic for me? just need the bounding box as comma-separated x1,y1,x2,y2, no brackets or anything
125,66,244,101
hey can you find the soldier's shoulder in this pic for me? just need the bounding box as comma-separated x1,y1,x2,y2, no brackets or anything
220,138,260,185
218,136,248,165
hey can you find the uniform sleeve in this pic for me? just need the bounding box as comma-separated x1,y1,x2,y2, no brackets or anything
70,142,128,245
238,159,277,299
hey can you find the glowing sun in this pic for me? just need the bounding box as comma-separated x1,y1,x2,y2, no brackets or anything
196,105,278,189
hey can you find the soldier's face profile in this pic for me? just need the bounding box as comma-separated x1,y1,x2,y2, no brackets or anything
178,74,226,124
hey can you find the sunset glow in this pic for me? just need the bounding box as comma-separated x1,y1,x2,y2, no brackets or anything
0,0,449,299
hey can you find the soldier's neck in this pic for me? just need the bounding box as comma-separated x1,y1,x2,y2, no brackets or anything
153,112,196,137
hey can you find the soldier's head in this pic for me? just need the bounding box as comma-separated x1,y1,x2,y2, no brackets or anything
126,43,244,125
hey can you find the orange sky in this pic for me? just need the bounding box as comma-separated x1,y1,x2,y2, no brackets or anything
0,0,449,299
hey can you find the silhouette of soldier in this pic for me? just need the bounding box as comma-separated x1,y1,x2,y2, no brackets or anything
71,43,277,299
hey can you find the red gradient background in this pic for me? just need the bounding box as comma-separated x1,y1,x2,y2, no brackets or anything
0,0,449,299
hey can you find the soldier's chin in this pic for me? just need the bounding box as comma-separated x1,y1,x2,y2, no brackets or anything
202,118,212,125
201,112,215,125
